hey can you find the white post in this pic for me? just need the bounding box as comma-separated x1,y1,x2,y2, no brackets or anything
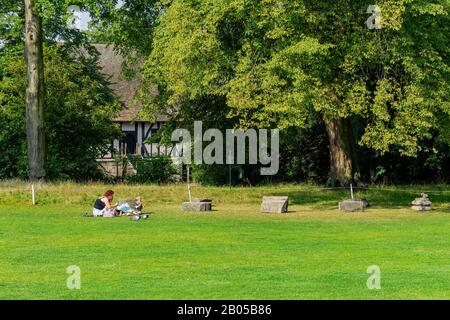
187,166,192,202
31,183,36,205
350,184,354,200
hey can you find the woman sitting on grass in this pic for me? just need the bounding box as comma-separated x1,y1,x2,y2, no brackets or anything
93,190,118,218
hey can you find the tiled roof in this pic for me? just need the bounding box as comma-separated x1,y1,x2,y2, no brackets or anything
93,44,163,123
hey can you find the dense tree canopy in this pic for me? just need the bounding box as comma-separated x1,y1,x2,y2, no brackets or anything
0,0,448,183
141,0,449,184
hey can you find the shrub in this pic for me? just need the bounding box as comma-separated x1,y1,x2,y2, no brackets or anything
128,156,177,184
191,164,231,186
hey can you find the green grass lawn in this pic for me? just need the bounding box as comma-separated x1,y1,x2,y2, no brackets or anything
0,182,449,300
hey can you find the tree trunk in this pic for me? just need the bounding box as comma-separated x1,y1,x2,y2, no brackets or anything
24,0,46,181
325,117,360,185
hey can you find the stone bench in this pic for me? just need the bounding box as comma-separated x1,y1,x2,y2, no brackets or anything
261,196,289,213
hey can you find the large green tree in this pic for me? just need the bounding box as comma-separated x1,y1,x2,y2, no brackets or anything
0,43,122,180
0,0,123,180
1,0,121,180
141,0,449,184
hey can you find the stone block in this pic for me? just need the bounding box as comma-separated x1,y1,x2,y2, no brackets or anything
261,196,288,213
182,202,212,212
339,199,367,212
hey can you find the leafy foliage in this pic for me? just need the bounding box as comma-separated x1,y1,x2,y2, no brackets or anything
0,44,122,180
142,0,449,157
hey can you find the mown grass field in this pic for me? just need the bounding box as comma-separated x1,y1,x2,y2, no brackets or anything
0,181,449,300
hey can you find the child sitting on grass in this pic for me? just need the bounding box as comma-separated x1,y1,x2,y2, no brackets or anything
116,196,144,216
134,196,143,214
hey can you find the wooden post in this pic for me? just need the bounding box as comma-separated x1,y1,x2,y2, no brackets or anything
24,0,46,182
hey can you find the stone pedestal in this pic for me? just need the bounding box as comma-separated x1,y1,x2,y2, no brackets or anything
411,194,432,211
261,196,288,213
182,202,212,212
339,199,368,212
